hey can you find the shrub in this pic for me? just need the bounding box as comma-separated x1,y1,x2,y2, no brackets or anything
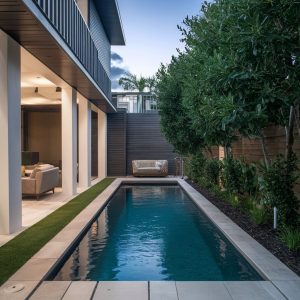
240,160,259,196
221,158,243,194
226,193,240,207
239,195,256,212
249,205,270,225
259,154,299,227
280,227,300,251
185,152,206,182
204,159,222,186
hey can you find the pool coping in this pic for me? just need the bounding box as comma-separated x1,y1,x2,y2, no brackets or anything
0,177,299,299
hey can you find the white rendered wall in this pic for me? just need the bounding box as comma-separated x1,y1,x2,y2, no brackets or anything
61,87,77,196
98,109,107,179
78,96,91,188
0,30,22,234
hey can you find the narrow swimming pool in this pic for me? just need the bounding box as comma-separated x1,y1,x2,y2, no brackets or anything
52,184,262,281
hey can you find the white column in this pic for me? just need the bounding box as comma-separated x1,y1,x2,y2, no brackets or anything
78,96,91,188
98,109,107,179
61,87,77,196
0,30,21,234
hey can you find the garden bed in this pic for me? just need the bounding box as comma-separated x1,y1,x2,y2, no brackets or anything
187,179,300,276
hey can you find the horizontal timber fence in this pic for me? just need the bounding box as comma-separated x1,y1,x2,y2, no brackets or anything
205,125,300,195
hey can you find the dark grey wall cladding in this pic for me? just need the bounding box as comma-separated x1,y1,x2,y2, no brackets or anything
89,0,111,76
107,112,177,176
126,113,176,175
107,111,127,176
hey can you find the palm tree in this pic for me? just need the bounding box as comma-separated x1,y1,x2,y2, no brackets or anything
145,76,156,93
119,72,157,112
119,72,147,92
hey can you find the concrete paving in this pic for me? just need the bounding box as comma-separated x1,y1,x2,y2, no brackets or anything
150,281,178,300
24,280,300,300
0,179,102,247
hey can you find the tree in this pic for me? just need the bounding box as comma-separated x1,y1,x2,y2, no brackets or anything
179,0,300,165
145,76,156,93
156,55,203,154
119,72,157,112
156,0,300,227
119,72,147,92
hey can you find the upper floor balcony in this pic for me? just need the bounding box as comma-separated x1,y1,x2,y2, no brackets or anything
34,0,111,100
0,0,125,112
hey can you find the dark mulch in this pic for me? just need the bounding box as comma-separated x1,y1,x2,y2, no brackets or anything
186,179,300,276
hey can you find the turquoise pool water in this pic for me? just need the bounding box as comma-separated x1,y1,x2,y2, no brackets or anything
53,185,262,281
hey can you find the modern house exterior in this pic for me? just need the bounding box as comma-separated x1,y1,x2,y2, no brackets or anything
0,0,125,235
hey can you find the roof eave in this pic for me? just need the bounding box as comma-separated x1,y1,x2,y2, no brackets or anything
93,0,126,46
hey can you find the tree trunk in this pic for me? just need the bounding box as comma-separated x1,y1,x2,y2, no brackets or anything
259,130,269,168
224,144,232,159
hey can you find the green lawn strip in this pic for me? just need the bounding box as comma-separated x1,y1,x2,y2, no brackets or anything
0,177,115,286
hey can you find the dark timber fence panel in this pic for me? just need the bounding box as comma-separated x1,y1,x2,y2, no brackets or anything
107,111,127,176
107,112,177,176
126,113,176,175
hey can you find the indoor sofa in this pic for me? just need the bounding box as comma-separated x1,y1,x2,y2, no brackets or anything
22,164,59,199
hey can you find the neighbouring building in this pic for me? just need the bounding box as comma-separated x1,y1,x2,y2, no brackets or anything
112,92,158,113
0,0,125,234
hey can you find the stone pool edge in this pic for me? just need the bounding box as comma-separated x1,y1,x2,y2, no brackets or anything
0,177,299,299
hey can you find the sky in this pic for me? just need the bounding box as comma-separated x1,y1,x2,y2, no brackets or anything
111,0,204,90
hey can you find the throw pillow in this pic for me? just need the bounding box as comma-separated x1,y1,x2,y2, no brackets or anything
21,166,25,177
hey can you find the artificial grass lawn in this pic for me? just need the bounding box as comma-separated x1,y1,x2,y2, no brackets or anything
0,177,115,286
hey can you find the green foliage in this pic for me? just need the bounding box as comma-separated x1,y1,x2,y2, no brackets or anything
220,157,259,196
157,0,300,156
157,0,300,229
227,193,240,208
239,195,256,213
156,56,203,154
119,72,156,93
280,227,300,251
249,205,270,225
180,0,300,139
240,160,259,196
259,154,299,227
204,159,222,186
185,152,206,181
0,178,115,285
119,72,147,92
221,158,243,194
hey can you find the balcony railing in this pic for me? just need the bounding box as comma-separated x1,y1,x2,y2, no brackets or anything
33,0,111,100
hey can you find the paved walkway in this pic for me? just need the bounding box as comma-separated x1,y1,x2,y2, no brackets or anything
0,179,101,247
27,280,300,299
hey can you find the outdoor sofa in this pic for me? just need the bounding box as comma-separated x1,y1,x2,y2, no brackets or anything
132,160,168,177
